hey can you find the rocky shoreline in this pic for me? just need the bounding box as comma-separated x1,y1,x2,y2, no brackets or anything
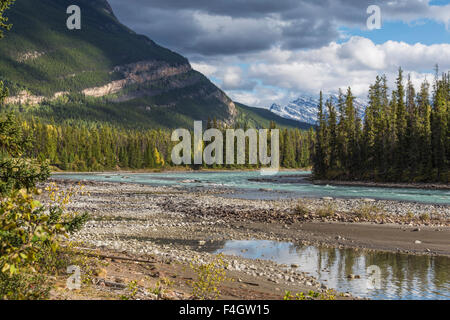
44,179,450,300
249,174,450,190
312,179,450,190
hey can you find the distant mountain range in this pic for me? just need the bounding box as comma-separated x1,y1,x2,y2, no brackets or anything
268,94,366,125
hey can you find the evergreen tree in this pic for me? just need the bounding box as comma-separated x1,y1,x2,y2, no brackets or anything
326,98,338,170
431,68,449,180
405,74,419,176
314,91,328,176
282,130,296,168
395,68,408,176
0,0,14,107
417,80,432,176
312,70,449,183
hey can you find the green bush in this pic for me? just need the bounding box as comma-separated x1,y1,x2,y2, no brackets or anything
0,269,50,300
0,187,89,299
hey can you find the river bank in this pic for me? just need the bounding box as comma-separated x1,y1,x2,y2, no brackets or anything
44,179,450,300
313,180,450,190
249,175,450,190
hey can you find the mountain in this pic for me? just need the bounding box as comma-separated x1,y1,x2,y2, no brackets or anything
0,0,302,130
235,103,312,130
269,94,366,125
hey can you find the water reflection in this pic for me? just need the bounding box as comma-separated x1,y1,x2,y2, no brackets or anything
212,240,450,300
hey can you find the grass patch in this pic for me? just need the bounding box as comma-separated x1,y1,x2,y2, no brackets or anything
315,203,336,218
294,201,310,215
354,204,386,220
284,289,337,300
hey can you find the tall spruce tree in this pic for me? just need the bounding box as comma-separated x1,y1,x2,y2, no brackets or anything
417,80,432,176
314,91,328,177
431,68,449,180
395,68,408,176
326,98,338,170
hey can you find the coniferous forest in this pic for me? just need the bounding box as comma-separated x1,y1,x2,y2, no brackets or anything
14,117,314,172
314,68,449,183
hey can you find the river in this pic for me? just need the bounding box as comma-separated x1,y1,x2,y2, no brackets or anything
53,170,450,205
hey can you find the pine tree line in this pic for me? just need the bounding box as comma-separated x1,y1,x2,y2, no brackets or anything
21,119,170,171
314,67,449,183
16,117,314,172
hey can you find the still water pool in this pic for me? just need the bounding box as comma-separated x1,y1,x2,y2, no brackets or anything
212,240,450,300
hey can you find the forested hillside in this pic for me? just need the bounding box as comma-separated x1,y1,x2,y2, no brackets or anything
314,68,449,183
0,0,237,127
0,0,186,96
0,0,310,131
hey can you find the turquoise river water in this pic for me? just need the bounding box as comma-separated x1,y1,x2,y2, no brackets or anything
53,171,450,205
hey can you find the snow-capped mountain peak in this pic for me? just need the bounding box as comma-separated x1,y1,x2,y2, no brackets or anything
268,94,366,125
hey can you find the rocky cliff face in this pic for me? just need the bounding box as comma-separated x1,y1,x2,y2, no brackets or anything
82,61,192,97
82,60,237,123
5,59,238,124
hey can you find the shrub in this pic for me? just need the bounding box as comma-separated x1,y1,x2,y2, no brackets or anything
188,254,231,300
0,185,89,299
354,204,385,220
120,280,139,300
0,269,50,300
315,203,336,218
295,202,310,215
0,113,50,196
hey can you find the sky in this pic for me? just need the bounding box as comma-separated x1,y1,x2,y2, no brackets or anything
108,0,450,108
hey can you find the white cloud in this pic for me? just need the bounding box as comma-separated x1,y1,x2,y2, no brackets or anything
338,37,387,69
191,62,218,77
384,0,450,29
222,66,244,89
380,41,450,70
109,0,450,56
198,37,450,107
227,86,290,107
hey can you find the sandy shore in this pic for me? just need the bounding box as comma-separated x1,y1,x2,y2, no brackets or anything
45,179,450,300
